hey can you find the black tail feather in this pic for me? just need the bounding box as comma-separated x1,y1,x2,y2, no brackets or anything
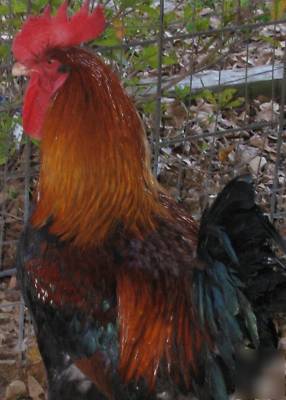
198,175,286,318
194,175,286,399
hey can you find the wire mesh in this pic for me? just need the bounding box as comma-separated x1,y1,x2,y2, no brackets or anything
0,0,286,395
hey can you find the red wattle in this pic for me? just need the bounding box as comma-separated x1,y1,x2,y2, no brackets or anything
22,71,68,139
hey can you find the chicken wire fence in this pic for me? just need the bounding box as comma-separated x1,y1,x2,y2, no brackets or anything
0,0,286,381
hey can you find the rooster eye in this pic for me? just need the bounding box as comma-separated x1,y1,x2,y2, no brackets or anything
58,64,71,74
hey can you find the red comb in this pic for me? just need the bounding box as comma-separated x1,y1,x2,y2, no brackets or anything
13,1,105,64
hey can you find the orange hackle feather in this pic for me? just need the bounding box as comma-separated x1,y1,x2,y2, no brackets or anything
31,48,169,247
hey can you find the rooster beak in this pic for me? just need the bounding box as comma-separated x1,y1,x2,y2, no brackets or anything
12,62,29,77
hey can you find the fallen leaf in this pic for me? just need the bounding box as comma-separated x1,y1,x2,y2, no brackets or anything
249,156,267,175
8,276,17,290
27,344,42,365
5,380,27,400
218,145,234,162
256,101,279,122
166,101,188,129
27,375,44,400
113,18,125,40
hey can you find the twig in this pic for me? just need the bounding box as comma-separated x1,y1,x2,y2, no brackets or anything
0,101,22,114
2,212,23,222
0,268,16,278
95,17,286,51
152,0,165,176
0,301,21,308
158,121,277,148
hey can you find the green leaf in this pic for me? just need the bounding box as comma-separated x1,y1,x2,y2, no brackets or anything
163,52,178,66
164,11,178,26
198,141,209,152
142,100,156,114
12,0,27,14
8,188,18,200
0,44,9,59
183,4,194,20
199,89,217,105
0,5,9,15
134,45,158,70
174,86,190,101
138,4,159,19
30,138,40,147
0,113,13,166
218,88,237,107
259,35,282,47
124,77,140,87
30,0,50,12
187,17,210,32
217,88,244,109
119,0,143,8
227,98,244,108
94,27,120,47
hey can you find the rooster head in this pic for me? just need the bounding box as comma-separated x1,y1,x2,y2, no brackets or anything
12,1,105,139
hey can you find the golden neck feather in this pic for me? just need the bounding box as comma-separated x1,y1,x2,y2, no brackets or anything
31,48,168,247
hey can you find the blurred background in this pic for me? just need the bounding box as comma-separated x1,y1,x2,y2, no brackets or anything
0,0,286,398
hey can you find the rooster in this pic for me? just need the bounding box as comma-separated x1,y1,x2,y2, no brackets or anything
13,2,286,400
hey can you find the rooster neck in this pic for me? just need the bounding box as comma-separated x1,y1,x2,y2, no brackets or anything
31,48,168,248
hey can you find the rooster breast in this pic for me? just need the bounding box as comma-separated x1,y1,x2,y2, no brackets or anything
17,202,199,400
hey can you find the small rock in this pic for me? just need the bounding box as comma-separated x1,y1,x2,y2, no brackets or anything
249,156,267,175
240,145,258,164
5,380,27,400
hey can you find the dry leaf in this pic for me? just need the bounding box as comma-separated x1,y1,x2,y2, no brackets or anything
167,101,188,129
8,276,17,290
249,156,267,175
27,375,44,400
239,145,259,164
5,380,27,400
256,101,279,122
113,18,125,40
272,0,286,19
27,344,42,365
218,145,234,162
